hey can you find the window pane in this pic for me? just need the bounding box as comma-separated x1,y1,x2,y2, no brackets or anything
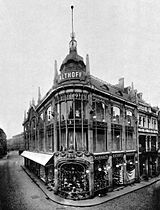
67,101,73,119
112,106,120,123
60,128,66,151
75,100,81,118
112,128,122,150
61,102,66,121
83,101,89,120
96,129,105,152
126,130,133,150
96,102,105,121
57,104,60,121
67,128,74,149
47,106,52,123
75,128,82,150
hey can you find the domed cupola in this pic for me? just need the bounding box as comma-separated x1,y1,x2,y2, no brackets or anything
58,6,86,83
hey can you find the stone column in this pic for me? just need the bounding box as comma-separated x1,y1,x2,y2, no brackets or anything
54,167,59,193
121,105,126,151
145,157,149,179
135,153,140,182
106,103,112,151
149,136,151,152
108,154,113,190
123,154,127,185
53,99,57,152
88,161,94,197
145,135,148,152
88,93,93,153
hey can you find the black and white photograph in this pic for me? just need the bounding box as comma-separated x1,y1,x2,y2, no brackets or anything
0,1,160,209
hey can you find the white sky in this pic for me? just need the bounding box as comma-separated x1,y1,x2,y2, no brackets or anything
0,0,160,138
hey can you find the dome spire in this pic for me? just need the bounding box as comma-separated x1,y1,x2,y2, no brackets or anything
69,5,77,53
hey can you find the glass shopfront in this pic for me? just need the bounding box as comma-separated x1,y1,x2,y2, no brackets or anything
57,162,89,200
126,155,135,184
112,155,124,187
94,158,109,193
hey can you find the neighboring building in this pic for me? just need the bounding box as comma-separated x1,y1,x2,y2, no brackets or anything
21,6,159,200
137,94,159,179
7,133,24,152
0,128,7,157
157,111,160,174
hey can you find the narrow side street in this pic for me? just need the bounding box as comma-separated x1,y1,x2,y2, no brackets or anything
0,151,68,210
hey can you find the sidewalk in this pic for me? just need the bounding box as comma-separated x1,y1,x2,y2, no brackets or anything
21,166,160,208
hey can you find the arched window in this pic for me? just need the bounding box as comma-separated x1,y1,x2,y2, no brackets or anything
92,101,105,122
112,106,120,123
46,106,52,123
126,110,132,126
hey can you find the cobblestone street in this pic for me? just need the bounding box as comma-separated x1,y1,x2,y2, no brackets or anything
0,151,160,210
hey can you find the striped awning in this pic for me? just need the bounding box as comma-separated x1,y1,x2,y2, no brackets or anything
21,151,53,166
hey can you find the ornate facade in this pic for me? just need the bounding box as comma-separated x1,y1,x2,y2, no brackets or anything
21,6,159,200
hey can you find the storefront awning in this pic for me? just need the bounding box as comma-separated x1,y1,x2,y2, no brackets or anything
21,151,53,166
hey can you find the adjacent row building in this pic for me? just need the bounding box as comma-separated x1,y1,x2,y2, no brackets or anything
21,6,160,200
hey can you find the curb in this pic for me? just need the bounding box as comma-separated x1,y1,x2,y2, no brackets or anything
21,166,160,208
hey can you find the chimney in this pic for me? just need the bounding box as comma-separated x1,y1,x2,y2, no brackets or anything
118,78,124,90
53,60,58,85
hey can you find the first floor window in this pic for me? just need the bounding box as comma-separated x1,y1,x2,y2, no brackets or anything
111,125,122,151
93,127,107,152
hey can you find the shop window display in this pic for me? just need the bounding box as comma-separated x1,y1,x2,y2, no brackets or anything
126,155,135,184
94,160,109,192
151,136,156,152
58,163,89,200
112,157,124,186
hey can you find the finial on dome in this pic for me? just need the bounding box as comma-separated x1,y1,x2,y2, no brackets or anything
69,5,77,53
86,54,90,75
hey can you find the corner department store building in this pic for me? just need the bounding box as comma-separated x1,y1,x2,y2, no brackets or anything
21,15,159,200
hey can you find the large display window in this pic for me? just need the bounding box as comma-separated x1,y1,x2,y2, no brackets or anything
58,162,89,200
126,155,135,184
112,156,124,187
94,159,109,193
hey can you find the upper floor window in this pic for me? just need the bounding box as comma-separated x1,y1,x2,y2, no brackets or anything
92,101,105,122
67,101,74,119
111,106,120,123
46,106,52,123
75,100,81,118
152,118,157,130
61,102,66,121
148,118,151,128
139,115,142,126
126,110,132,126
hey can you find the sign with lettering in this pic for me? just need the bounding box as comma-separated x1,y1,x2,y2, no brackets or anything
55,93,88,102
94,154,109,160
112,153,124,158
58,71,84,83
